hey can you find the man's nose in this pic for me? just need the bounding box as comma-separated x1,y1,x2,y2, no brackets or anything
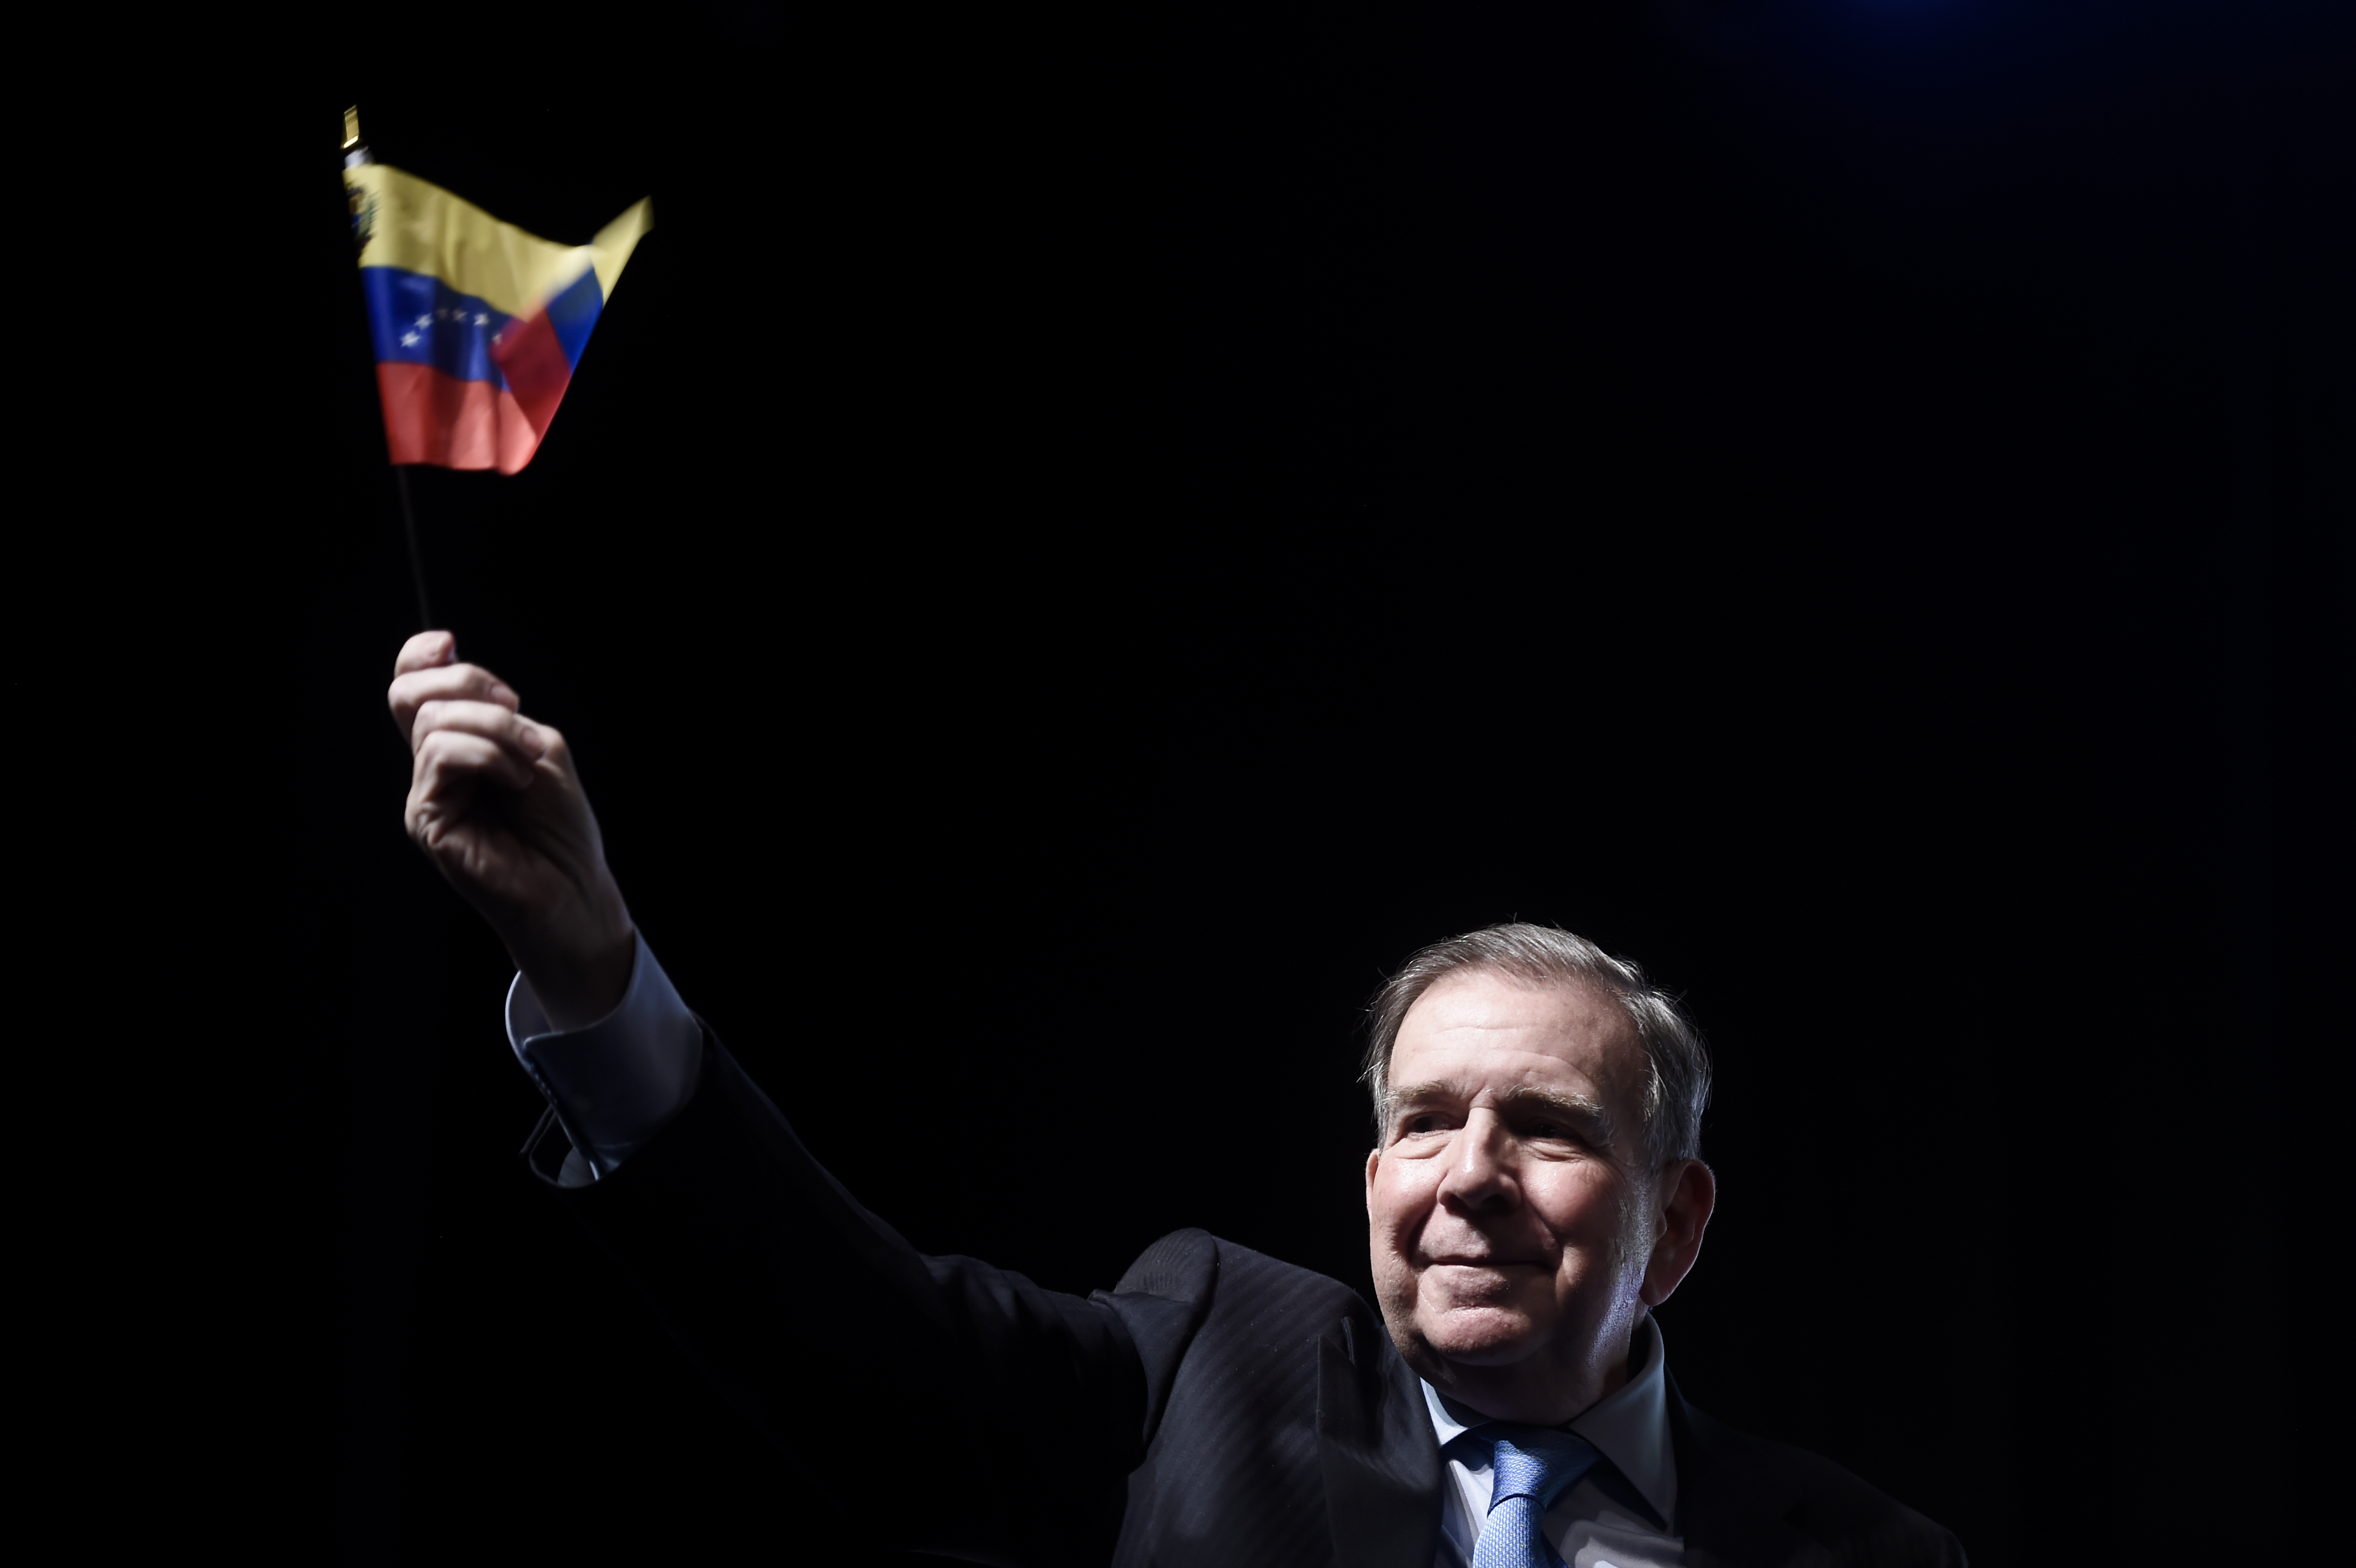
1435,1111,1519,1211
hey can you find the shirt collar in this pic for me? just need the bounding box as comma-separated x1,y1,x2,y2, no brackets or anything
1418,1312,1679,1531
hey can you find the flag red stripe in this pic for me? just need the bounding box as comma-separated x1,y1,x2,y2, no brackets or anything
376,362,543,475
490,310,575,438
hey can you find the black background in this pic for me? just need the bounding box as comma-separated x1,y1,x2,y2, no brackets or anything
163,2,2344,1562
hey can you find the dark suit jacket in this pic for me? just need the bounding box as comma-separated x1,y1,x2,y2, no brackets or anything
525,1028,1965,1568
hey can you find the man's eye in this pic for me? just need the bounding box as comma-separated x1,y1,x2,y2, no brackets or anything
1403,1114,1445,1136
1529,1122,1571,1141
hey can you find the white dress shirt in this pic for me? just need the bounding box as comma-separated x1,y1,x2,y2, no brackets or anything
507,941,1686,1565
1423,1315,1685,1567
504,931,701,1182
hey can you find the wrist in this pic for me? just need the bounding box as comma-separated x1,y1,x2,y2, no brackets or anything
515,918,637,1034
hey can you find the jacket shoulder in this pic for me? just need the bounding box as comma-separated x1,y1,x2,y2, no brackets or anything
1116,1228,1367,1309
1103,1231,1395,1568
1675,1392,1967,1568
1101,1229,1377,1432
1110,1228,1374,1341
1115,1225,1222,1299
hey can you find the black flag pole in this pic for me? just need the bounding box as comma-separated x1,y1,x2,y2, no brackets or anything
346,105,436,633
394,463,434,631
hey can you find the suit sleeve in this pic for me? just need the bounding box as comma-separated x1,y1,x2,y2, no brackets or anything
523,1024,1148,1568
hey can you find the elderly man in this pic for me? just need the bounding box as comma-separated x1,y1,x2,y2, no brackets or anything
390,632,1965,1568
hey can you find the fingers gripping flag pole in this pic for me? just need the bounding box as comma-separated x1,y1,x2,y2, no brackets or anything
340,106,652,625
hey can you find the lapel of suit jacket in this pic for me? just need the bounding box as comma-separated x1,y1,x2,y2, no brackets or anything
1665,1368,1832,1568
1316,1315,1442,1568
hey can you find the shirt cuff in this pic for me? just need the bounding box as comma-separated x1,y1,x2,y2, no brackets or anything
506,932,702,1180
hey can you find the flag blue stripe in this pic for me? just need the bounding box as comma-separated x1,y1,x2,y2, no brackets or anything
361,267,516,388
544,269,606,371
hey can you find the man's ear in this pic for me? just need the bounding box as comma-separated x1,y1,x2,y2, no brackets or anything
1365,1147,1382,1219
1639,1159,1716,1309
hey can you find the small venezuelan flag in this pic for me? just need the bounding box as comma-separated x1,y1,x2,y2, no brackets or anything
345,163,651,474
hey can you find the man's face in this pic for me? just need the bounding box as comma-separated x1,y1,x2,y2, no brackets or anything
1364,967,1658,1423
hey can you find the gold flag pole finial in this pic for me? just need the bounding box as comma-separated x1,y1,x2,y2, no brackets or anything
343,106,372,171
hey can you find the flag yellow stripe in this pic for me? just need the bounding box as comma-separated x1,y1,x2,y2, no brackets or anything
347,164,652,318
589,198,654,303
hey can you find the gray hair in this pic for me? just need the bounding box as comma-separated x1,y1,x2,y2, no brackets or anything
1360,923,1713,1172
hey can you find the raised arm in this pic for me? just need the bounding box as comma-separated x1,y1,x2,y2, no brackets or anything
385,633,1190,1566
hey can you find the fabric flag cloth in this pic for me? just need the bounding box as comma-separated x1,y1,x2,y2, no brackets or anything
344,163,651,473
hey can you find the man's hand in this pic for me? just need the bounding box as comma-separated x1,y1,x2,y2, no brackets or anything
390,631,635,1031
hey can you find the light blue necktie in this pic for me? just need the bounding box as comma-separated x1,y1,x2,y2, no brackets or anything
1468,1426,1603,1568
